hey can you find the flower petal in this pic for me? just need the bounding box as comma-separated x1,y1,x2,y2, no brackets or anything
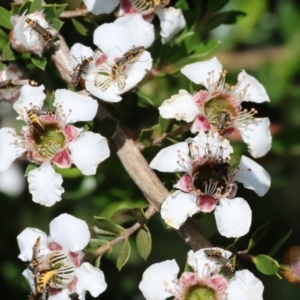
94,23,133,61
238,118,271,158
76,262,107,298
181,57,222,88
13,85,46,121
191,114,211,132
70,43,94,69
235,155,271,197
115,14,155,48
237,70,270,103
50,213,90,252
0,128,26,172
17,228,48,261
85,80,122,102
149,142,189,172
54,89,98,123
28,163,64,207
215,197,252,238
227,270,264,300
187,131,233,159
83,0,119,15
161,191,199,229
156,7,186,44
139,260,179,300
158,90,199,122
69,132,110,175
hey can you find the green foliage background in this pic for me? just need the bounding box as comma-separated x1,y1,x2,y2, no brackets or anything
1,0,300,299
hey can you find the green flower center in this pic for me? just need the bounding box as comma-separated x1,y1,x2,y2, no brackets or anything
184,285,217,300
32,124,65,158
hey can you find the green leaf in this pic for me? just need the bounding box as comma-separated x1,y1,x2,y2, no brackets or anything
54,167,82,178
116,239,130,271
49,17,64,31
31,55,47,70
137,91,155,107
94,217,124,236
268,229,293,257
29,0,43,13
253,254,280,275
208,0,230,12
159,115,172,133
175,0,190,11
109,208,136,226
85,238,109,255
0,61,4,71
11,3,21,15
71,18,88,36
54,4,68,17
132,207,147,226
2,43,17,61
0,7,12,30
202,11,247,33
136,226,152,261
247,222,269,251
95,256,101,268
24,164,38,177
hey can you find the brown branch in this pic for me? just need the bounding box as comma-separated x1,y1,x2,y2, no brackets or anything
51,32,211,252
60,9,89,18
96,205,156,256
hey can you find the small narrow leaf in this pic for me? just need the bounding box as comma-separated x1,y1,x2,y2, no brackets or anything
2,43,17,61
208,0,230,12
49,17,64,31
94,217,124,236
116,239,130,271
253,254,280,275
95,256,101,268
31,56,47,70
72,18,88,36
85,238,109,255
136,226,152,261
109,208,135,225
269,229,293,257
29,0,43,13
0,7,12,30
247,222,269,251
24,164,38,177
54,4,68,17
132,207,147,226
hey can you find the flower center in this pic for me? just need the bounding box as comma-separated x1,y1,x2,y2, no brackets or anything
204,99,236,135
192,159,230,197
184,284,217,300
32,123,65,159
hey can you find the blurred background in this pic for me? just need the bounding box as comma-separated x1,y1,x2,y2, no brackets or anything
1,0,300,299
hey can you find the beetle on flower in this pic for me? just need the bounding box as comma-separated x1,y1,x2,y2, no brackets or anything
150,131,271,237
158,57,272,158
17,213,107,300
0,85,110,206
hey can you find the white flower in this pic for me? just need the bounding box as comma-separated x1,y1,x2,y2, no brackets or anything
119,0,186,44
139,248,264,300
72,18,153,102
82,0,120,14
159,57,272,158
17,213,107,300
0,85,110,206
10,11,58,57
150,131,270,237
0,64,34,103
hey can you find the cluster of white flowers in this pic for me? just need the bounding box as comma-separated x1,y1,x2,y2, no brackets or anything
2,2,273,300
150,57,272,238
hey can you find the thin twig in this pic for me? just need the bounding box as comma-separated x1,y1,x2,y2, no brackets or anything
60,9,89,18
96,205,156,257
